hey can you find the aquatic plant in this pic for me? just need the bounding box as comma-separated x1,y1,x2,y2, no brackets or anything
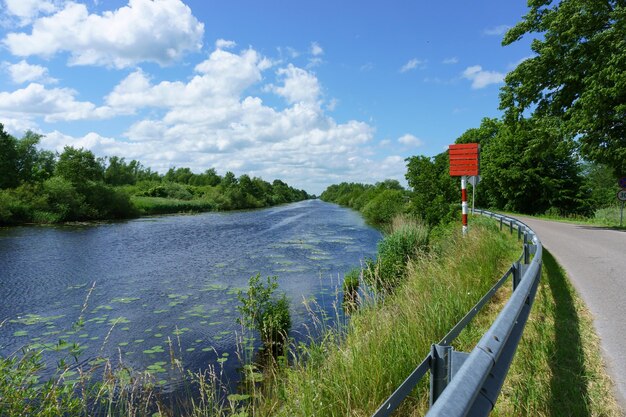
236,274,291,349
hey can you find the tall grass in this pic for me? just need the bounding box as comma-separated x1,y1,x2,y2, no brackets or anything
249,217,519,416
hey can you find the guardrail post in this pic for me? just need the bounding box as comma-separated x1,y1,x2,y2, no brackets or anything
512,262,521,291
430,344,451,406
517,225,522,241
509,220,514,234
499,217,503,230
430,345,470,406
523,244,530,265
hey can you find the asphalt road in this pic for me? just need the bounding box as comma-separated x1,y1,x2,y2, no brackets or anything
516,216,626,411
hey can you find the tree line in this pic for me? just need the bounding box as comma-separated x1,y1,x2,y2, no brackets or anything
0,125,310,225
324,0,623,226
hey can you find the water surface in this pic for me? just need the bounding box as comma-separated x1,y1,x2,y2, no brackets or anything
0,200,380,387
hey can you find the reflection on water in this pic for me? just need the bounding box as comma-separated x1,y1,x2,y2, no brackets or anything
0,199,381,387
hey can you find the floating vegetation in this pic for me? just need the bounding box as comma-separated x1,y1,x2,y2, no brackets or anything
153,309,168,314
10,314,65,326
107,317,130,325
13,330,28,337
93,305,113,312
146,361,167,373
143,345,165,355
172,327,190,336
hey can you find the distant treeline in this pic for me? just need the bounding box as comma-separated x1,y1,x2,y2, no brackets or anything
0,125,310,225
322,129,619,227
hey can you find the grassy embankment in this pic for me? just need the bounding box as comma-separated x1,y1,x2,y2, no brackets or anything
243,215,621,416
0,216,621,416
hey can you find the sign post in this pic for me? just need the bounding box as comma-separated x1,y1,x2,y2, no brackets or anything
449,143,480,236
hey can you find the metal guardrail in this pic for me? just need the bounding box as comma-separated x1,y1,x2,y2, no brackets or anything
371,210,542,417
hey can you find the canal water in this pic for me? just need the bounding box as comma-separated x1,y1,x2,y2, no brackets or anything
0,199,381,389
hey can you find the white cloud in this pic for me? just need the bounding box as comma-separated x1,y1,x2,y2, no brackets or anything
442,57,459,65
400,58,426,73
3,0,204,68
484,25,510,36
310,42,324,56
269,64,321,105
216,39,237,49
0,83,112,122
3,0,58,24
398,134,424,147
462,65,505,89
4,60,57,84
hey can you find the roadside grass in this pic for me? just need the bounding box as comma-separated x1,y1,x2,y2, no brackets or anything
499,205,625,230
249,217,520,416
492,249,622,416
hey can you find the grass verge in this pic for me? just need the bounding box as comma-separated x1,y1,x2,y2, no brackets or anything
493,249,622,416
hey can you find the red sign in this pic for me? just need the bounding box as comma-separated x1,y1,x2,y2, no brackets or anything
449,143,479,176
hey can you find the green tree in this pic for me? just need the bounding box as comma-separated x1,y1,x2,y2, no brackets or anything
501,0,626,175
405,153,457,225
104,156,136,186
0,125,19,189
478,117,589,215
55,147,104,184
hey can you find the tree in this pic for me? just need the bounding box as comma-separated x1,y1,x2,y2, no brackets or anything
478,116,589,215
405,153,457,225
0,125,19,189
104,156,136,186
55,147,104,184
501,0,626,175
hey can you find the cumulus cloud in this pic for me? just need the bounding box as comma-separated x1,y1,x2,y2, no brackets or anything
398,134,424,147
269,64,321,105
4,60,57,84
400,58,426,73
462,65,505,89
3,0,58,24
0,83,114,122
3,0,204,68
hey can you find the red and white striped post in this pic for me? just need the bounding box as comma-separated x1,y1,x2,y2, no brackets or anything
449,143,479,236
461,175,468,236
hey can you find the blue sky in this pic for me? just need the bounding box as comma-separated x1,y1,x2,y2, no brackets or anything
0,0,533,194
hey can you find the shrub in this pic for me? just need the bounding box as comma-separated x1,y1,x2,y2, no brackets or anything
364,218,429,294
361,189,407,226
237,274,291,348
342,268,361,310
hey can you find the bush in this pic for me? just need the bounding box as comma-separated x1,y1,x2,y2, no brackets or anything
237,274,291,348
361,189,406,226
364,218,429,294
342,268,360,310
